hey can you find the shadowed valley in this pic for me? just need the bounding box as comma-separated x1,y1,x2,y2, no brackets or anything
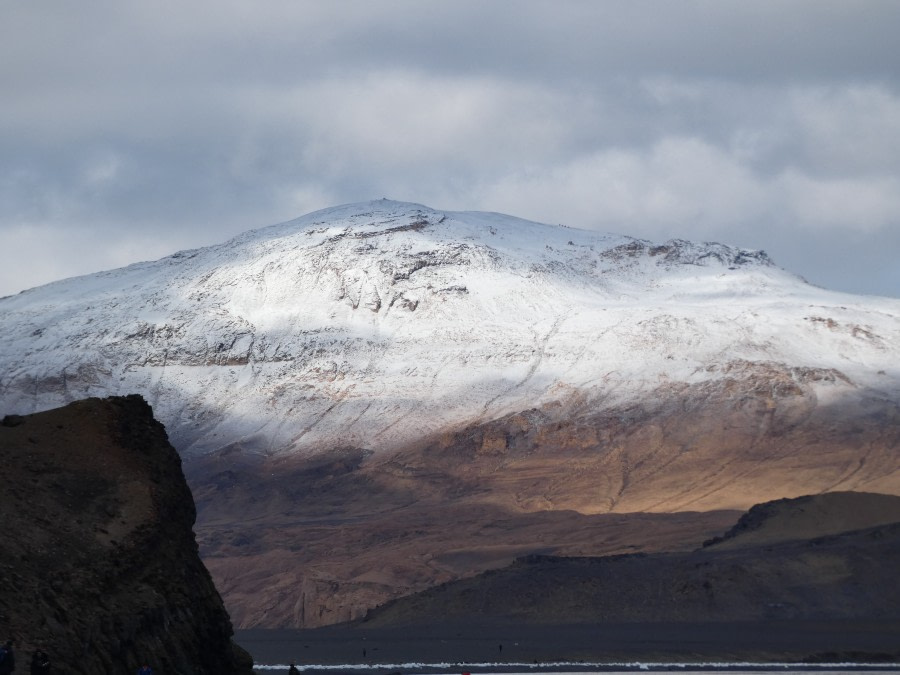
237,492,900,665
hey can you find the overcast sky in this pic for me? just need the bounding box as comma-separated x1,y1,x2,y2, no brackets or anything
2,1,899,298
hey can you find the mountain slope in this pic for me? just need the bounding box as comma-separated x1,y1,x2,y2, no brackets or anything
704,491,900,550
1,200,897,462
361,492,900,627
234,493,900,665
2,200,899,628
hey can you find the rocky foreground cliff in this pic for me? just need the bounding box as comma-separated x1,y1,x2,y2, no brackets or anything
0,396,253,675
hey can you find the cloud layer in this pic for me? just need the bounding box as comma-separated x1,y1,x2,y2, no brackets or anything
2,1,899,297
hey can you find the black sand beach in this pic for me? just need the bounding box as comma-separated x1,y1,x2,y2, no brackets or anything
235,620,900,670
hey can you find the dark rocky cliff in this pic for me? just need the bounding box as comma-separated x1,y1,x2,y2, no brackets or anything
0,395,254,674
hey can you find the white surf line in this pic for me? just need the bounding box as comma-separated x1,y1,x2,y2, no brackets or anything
252,661,900,672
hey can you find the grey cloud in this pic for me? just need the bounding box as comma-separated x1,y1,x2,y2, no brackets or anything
1,1,898,298
5,2,900,88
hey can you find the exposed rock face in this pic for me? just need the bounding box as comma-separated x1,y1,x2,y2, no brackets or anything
0,396,253,675
361,491,900,627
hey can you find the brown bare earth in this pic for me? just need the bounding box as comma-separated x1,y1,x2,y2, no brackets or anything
237,492,900,666
363,493,900,626
189,367,900,629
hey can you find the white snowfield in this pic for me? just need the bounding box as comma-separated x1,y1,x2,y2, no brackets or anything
1,200,898,458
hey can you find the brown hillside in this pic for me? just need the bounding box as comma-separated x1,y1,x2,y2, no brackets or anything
704,491,900,549
362,491,900,627
191,374,900,629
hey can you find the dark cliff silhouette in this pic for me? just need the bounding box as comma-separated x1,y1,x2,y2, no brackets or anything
0,396,254,674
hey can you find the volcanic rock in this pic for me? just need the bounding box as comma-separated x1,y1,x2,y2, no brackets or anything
0,395,253,675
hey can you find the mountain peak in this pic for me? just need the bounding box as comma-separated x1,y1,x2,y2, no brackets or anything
0,202,897,461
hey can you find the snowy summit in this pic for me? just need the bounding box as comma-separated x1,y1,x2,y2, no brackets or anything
0,200,898,458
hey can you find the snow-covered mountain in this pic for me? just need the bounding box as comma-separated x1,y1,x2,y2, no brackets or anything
6,199,900,629
1,200,898,460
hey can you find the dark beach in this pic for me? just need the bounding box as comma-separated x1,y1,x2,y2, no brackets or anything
235,620,900,671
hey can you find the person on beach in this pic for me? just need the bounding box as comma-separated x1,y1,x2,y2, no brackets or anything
288,661,300,674
30,649,51,674
0,639,15,675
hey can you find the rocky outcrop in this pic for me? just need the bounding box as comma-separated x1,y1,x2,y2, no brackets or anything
0,396,253,675
703,491,900,549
